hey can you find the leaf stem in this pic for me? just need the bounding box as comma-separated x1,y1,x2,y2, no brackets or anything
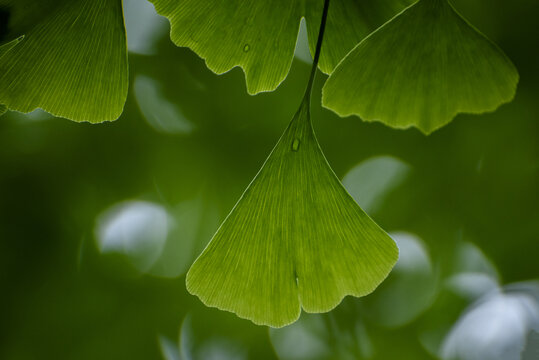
304,0,330,103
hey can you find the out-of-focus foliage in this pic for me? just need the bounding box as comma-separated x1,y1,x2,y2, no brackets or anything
342,155,410,214
441,281,539,360
522,331,539,360
0,0,537,359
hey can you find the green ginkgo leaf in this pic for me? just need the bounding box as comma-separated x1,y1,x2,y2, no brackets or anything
186,101,398,327
186,0,398,328
187,97,398,327
149,0,413,94
0,35,24,116
322,0,519,134
304,0,414,74
0,0,128,122
0,35,23,56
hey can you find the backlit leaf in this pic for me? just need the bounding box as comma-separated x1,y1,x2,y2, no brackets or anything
0,34,23,56
149,0,413,94
0,35,23,116
0,0,128,122
322,0,519,134
186,101,398,327
304,0,414,74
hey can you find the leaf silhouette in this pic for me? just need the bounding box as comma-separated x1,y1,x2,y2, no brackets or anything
322,0,519,134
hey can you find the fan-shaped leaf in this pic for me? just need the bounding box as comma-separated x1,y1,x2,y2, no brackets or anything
322,0,519,134
149,0,413,94
0,0,128,122
0,35,23,57
186,101,398,327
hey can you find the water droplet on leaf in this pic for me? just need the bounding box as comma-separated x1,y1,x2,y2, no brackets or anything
186,100,398,327
291,138,300,151
243,44,250,53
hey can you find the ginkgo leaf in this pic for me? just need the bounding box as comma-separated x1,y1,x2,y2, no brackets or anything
0,35,23,57
322,0,519,134
0,0,128,122
304,0,414,74
186,101,398,327
149,0,413,94
0,35,23,116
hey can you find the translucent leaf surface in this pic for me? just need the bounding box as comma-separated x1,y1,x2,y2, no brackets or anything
304,0,414,74
0,34,23,56
0,35,23,116
0,0,128,122
186,101,398,327
149,0,413,94
322,0,519,134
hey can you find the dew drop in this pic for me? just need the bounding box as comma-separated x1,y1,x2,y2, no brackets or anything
291,138,300,152
243,44,250,53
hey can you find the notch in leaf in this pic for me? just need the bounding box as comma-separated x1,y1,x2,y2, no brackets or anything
186,0,398,328
149,0,414,94
0,0,128,122
322,0,519,134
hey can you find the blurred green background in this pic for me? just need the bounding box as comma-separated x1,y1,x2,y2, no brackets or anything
0,0,538,359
